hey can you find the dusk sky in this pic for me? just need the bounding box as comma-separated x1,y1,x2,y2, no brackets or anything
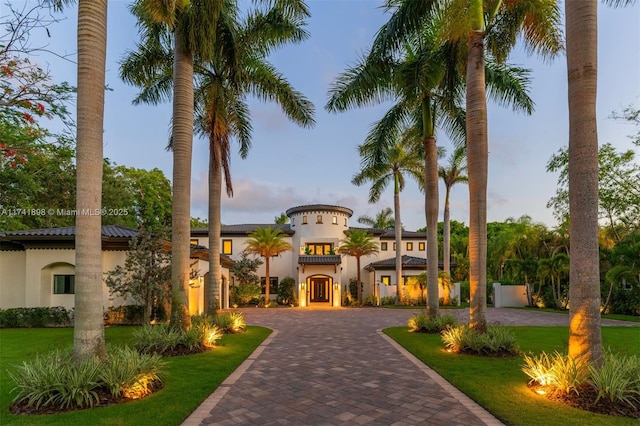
19,0,640,231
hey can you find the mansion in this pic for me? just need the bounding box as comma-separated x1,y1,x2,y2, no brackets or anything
0,204,455,312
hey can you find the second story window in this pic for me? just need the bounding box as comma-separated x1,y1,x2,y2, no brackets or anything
222,239,232,255
406,242,413,251
305,243,334,255
316,215,323,224
419,242,425,251
381,242,388,251
332,216,338,225
302,215,308,224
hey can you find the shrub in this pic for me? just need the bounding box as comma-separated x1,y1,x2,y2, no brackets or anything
105,305,145,325
100,346,163,399
442,325,520,356
9,345,165,411
133,323,223,355
230,283,261,306
205,312,246,333
408,313,458,333
278,277,297,305
589,351,640,407
380,296,396,305
522,351,588,395
0,307,72,328
364,294,378,306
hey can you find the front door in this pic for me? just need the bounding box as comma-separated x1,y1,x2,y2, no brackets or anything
310,277,330,302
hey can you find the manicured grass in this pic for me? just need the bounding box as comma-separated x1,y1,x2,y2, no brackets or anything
384,326,640,426
0,325,270,425
513,306,640,323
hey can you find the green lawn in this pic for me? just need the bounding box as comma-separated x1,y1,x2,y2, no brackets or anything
384,326,640,426
512,307,640,323
0,326,270,425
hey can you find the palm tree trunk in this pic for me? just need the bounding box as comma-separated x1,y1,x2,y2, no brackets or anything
466,25,488,333
356,257,362,303
73,0,107,363
443,185,451,305
566,0,602,365
423,99,439,319
394,178,403,305
170,27,193,331
208,140,222,314
265,257,271,303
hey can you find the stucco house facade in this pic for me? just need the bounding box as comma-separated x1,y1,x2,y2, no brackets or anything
0,204,456,313
193,204,456,307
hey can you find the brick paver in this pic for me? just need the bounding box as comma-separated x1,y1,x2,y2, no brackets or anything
182,307,638,426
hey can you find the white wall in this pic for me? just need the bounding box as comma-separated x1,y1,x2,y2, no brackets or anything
492,283,529,308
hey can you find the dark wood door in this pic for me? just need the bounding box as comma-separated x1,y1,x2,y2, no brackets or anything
310,277,329,302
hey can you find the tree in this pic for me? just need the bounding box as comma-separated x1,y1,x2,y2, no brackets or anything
244,226,292,303
338,229,379,303
438,146,467,304
229,252,263,305
104,231,171,324
357,207,396,229
328,1,539,320
130,0,219,330
274,213,289,225
547,143,640,236
190,217,209,228
123,0,314,314
352,136,424,304
73,0,108,362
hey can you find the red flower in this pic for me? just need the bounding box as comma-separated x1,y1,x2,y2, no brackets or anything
35,103,45,114
22,113,35,124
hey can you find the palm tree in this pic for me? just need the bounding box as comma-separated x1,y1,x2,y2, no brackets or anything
328,3,537,320
338,229,379,303
196,3,313,313
352,136,424,305
73,0,107,362
129,0,205,330
438,145,467,305
244,226,293,303
357,207,395,229
123,1,314,314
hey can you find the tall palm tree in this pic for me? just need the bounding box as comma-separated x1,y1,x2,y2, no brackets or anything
438,145,467,305
371,0,561,329
130,0,220,329
352,136,424,304
338,229,379,303
244,226,293,303
73,0,107,362
197,2,313,313
328,3,537,319
123,1,314,313
357,207,395,229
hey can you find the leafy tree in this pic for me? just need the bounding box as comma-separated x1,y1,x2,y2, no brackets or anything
278,276,297,305
244,226,292,303
439,146,467,304
104,231,171,324
352,136,424,305
357,207,395,229
190,217,209,228
229,252,263,306
548,143,640,236
274,213,289,225
338,229,379,303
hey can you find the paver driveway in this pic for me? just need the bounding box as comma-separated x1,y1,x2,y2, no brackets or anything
182,307,638,426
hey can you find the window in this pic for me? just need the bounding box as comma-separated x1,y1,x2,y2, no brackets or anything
53,275,75,294
381,275,390,286
406,242,413,251
222,239,232,255
190,238,199,246
316,215,323,224
302,215,308,224
380,242,388,251
260,277,279,294
419,242,425,251
344,218,348,226
306,243,334,255
332,216,338,225
393,242,396,251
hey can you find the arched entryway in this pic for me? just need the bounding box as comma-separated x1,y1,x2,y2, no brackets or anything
308,275,332,304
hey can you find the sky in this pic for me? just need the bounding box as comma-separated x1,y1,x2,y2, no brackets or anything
12,0,640,231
